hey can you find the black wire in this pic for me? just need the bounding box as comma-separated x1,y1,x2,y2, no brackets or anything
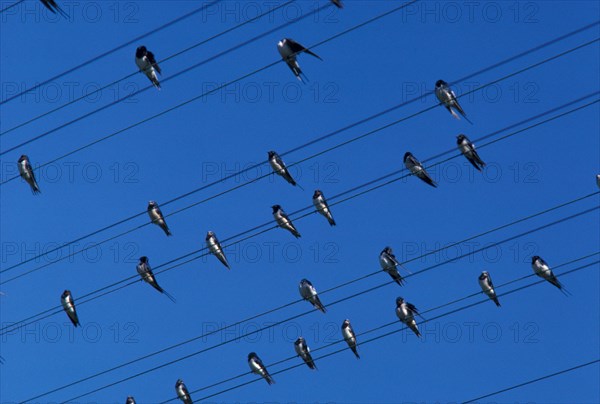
0,0,416,158
2,32,595,277
0,0,297,137
0,0,24,14
1,56,597,284
0,0,222,105
0,1,330,155
6,0,592,176
15,228,600,402
0,96,597,298
461,359,600,403
181,261,600,404
58,257,600,404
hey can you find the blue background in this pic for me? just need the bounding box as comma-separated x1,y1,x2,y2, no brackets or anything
1,1,599,403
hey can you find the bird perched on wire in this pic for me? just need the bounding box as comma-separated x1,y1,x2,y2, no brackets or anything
435,80,472,124
277,38,323,83
404,152,437,187
395,297,421,337
61,290,80,327
18,155,41,195
531,256,569,294
379,246,407,286
248,352,275,385
136,256,176,302
341,319,360,359
175,379,193,404
206,231,230,269
294,337,317,370
147,201,172,236
478,271,501,307
313,190,336,226
268,150,302,188
135,46,162,89
457,134,486,171
40,0,68,17
299,279,327,313
272,205,301,238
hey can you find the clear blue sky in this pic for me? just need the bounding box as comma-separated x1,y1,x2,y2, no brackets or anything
1,1,599,403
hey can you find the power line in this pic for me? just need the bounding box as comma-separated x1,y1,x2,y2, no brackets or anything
0,0,416,157
1,51,597,282
1,99,597,298
0,0,222,105
173,261,600,404
2,32,595,277
0,0,328,150
2,4,593,172
0,0,24,14
56,259,599,404
1,92,597,285
0,0,297,137
462,359,600,403
13,219,600,402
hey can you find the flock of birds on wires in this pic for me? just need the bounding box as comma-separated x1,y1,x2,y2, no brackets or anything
4,0,600,403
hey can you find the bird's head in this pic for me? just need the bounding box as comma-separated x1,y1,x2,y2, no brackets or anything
396,296,405,306
435,79,447,88
403,152,413,162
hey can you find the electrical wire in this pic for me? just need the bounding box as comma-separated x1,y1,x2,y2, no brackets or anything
0,0,24,14
2,3,593,172
166,261,600,404
13,226,600,401
461,359,600,403
0,97,597,294
0,0,416,156
0,0,326,147
54,259,599,404
3,32,595,277
0,0,297,137
1,47,597,281
0,0,222,105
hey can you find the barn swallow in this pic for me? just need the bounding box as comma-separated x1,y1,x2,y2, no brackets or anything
457,134,485,171
268,151,301,188
277,38,323,83
61,290,80,327
341,319,360,359
478,271,500,307
248,352,275,385
294,337,317,370
136,256,176,302
272,205,301,238
125,397,136,404
175,379,193,404
531,256,568,294
18,155,41,194
148,201,172,236
596,174,600,189
331,0,343,7
395,297,421,337
404,152,437,187
135,46,161,89
299,279,327,313
435,80,472,124
379,246,406,286
313,190,336,226
206,231,230,269
40,0,68,17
